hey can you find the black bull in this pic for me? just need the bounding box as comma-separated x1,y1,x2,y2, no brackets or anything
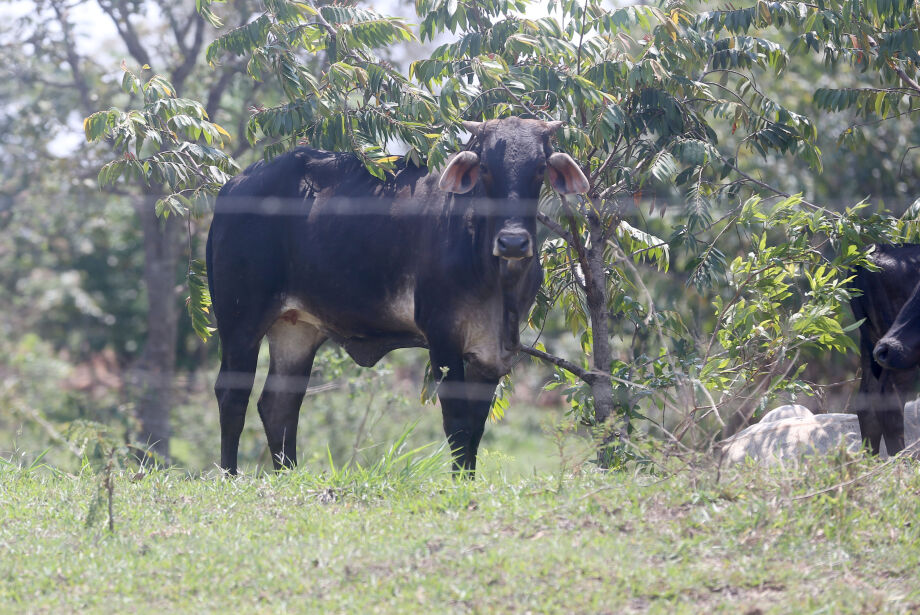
207,118,589,474
851,243,920,455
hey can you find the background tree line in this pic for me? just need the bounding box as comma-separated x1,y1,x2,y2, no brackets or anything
3,0,920,470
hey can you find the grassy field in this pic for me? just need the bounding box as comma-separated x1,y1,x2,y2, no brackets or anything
2,443,920,615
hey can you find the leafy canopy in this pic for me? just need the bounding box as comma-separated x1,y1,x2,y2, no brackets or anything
89,0,920,439
84,66,238,340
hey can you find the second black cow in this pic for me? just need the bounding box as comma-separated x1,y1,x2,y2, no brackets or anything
207,117,589,475
851,243,920,455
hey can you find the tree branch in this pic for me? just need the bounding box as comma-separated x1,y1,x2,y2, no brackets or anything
537,211,574,244
98,0,153,68
50,0,94,115
307,0,338,37
518,345,594,382
499,82,552,120
560,197,590,272
894,65,920,96
588,147,622,189
162,3,188,56
717,155,831,214
205,63,242,120
170,15,206,93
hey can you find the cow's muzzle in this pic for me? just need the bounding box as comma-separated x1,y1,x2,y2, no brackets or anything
874,336,919,370
493,229,533,260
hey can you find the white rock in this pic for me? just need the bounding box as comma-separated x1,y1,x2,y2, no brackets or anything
758,404,813,423
907,400,920,450
721,408,861,466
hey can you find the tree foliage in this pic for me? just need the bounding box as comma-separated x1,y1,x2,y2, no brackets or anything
84,67,238,341
1,0,283,460
703,0,920,153
90,0,920,454
85,68,238,217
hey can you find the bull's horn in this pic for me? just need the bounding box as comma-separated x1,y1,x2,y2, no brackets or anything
462,121,484,137
543,120,564,135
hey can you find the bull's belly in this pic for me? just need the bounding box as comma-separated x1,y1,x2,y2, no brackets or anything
277,283,426,367
279,304,422,341
275,287,513,378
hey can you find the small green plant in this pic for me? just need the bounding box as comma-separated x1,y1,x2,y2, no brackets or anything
66,420,139,533
542,415,584,493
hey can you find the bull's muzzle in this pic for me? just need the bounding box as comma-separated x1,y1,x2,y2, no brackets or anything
874,337,916,370
493,229,533,260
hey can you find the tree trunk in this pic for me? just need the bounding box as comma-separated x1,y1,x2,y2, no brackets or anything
132,199,182,460
584,216,627,464
585,237,614,423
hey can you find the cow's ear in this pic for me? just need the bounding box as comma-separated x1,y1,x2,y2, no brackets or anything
547,152,590,195
439,151,481,194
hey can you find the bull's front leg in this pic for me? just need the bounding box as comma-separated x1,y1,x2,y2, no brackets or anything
854,336,885,455
429,346,497,477
879,370,910,455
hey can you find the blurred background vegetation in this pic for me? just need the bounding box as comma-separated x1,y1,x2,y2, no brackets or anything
2,0,919,475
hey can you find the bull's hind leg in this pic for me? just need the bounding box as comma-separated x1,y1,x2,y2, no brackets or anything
216,338,260,475
258,316,326,470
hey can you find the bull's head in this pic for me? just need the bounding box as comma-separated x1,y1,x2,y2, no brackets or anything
874,282,920,370
437,118,589,357
437,118,589,261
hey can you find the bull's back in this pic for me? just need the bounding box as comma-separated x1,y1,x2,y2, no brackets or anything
207,147,440,338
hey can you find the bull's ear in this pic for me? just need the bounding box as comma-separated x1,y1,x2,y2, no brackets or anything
438,151,481,193
547,152,590,195
462,121,484,138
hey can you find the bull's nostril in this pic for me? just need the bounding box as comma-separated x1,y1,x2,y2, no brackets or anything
497,234,529,253
875,343,889,364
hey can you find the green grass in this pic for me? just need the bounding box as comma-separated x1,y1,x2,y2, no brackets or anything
160,349,580,478
2,445,920,614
